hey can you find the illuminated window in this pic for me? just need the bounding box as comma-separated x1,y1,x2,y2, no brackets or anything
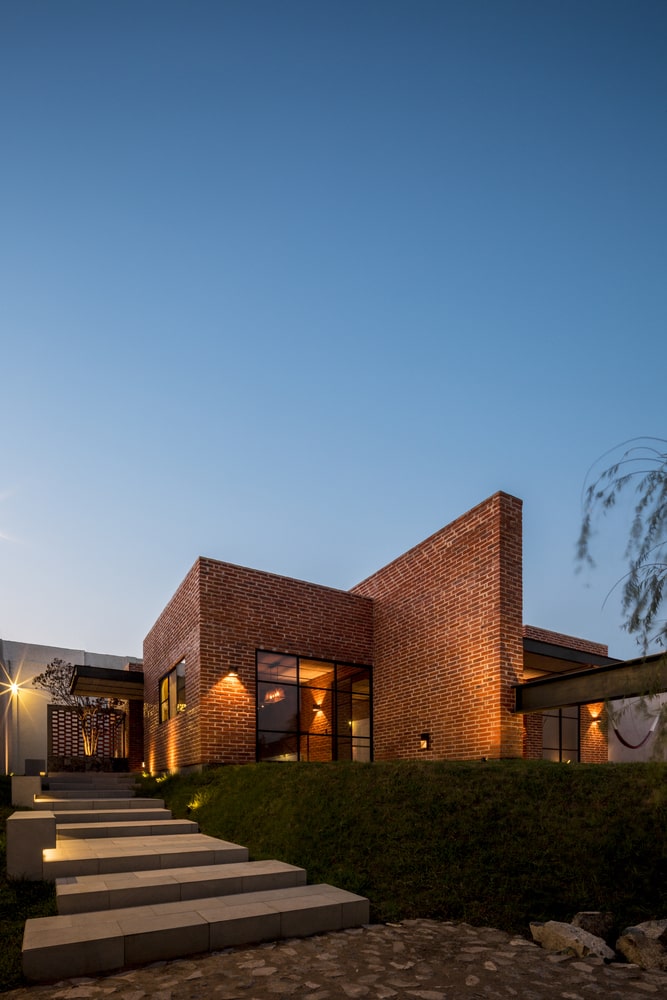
159,659,186,723
256,651,371,762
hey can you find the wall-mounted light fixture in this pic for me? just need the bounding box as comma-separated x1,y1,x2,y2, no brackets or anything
313,704,321,713
588,702,604,723
226,666,239,678
419,732,431,751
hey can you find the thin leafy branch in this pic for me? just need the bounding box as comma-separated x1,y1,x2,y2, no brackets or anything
578,437,667,654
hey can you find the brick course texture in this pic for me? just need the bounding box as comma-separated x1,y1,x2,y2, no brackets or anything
143,491,610,771
351,492,524,762
144,559,373,773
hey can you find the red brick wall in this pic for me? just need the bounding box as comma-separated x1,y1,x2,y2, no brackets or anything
143,562,202,773
144,558,373,771
523,626,609,658
351,492,524,761
523,713,542,758
580,703,608,763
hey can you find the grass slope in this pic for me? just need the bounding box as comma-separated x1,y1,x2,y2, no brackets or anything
1,760,665,992
143,759,667,933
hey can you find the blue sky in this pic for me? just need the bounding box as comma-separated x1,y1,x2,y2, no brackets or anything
1,0,665,659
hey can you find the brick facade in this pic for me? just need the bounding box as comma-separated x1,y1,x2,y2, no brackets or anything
351,492,524,761
523,625,609,658
143,491,610,771
144,559,373,773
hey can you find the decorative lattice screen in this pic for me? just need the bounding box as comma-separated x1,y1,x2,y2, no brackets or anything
48,704,126,757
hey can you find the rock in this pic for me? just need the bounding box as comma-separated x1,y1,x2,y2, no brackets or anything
529,920,615,960
616,920,667,970
572,911,614,941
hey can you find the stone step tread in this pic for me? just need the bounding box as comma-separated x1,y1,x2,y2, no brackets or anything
53,809,172,824
40,789,141,799
56,859,307,913
56,819,196,840
34,797,165,810
23,883,370,981
46,776,138,783
43,833,249,878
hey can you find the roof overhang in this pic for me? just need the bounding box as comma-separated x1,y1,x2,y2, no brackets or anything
523,636,622,674
515,652,667,713
70,665,144,700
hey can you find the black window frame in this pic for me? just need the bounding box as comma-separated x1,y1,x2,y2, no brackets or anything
542,705,580,762
158,658,186,723
255,650,372,763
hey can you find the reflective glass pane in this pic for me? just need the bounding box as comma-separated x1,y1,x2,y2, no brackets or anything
352,738,371,762
336,737,354,761
542,714,559,749
301,688,333,734
336,664,371,694
159,677,169,723
257,682,298,731
299,659,334,690
257,652,298,683
562,716,579,751
350,697,371,739
258,732,298,762
300,733,333,762
542,747,560,762
336,691,354,735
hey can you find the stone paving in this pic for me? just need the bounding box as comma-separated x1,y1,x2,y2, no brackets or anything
7,918,667,1000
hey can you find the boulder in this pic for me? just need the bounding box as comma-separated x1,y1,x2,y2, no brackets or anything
529,920,615,961
572,911,615,941
616,920,667,970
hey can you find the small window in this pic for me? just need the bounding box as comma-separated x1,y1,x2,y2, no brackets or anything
159,659,186,722
542,706,579,762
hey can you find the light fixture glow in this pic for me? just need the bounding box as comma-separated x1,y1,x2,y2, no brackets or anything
263,686,285,704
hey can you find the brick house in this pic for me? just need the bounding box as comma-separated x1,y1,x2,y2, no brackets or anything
143,492,616,774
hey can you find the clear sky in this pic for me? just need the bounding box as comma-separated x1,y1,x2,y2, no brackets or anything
1,0,665,661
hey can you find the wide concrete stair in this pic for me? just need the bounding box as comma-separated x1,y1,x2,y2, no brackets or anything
22,772,369,982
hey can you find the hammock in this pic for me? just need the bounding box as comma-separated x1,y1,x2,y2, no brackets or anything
612,714,660,750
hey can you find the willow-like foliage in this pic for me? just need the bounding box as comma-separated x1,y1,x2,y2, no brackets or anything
578,437,667,653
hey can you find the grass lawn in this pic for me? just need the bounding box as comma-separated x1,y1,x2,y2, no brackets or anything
1,760,666,992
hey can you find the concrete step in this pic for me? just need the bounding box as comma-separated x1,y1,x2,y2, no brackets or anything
40,787,141,799
47,772,137,782
34,796,165,811
56,859,307,914
56,819,198,841
53,808,172,825
43,833,249,879
23,883,370,981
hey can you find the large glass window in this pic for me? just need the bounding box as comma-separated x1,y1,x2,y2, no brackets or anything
257,651,371,762
159,659,186,723
542,706,579,762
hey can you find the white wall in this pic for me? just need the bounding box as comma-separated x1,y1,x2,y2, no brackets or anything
0,638,141,774
607,694,667,762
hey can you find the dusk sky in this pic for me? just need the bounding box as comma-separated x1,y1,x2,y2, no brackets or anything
1,0,665,661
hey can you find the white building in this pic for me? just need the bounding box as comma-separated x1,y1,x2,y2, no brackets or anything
0,638,141,774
